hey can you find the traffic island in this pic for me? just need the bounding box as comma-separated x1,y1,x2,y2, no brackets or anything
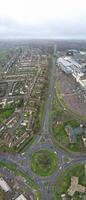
30,149,57,176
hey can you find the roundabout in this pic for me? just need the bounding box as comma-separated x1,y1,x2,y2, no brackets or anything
30,149,57,176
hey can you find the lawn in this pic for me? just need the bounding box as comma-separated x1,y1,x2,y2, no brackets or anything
0,189,4,200
0,50,8,62
53,164,86,200
50,96,85,153
31,149,57,176
40,136,45,143
52,122,83,152
0,106,15,124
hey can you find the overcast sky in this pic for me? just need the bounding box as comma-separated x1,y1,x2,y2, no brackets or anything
0,0,86,39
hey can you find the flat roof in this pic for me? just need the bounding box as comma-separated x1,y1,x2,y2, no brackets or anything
65,57,81,68
58,57,82,69
58,57,72,67
80,79,86,87
15,194,27,200
0,177,10,192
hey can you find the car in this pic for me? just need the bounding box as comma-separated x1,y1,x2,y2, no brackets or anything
59,166,62,170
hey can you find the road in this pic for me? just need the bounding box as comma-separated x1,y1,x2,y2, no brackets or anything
0,45,86,200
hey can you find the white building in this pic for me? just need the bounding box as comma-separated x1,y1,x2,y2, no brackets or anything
15,194,27,200
79,79,86,90
0,177,11,192
57,57,73,74
57,57,86,90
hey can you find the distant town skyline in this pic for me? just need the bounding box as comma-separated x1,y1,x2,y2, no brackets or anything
0,0,86,39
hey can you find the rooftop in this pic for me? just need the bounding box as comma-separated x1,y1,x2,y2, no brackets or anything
58,57,73,67
15,194,27,200
79,79,86,87
0,177,11,192
67,176,86,197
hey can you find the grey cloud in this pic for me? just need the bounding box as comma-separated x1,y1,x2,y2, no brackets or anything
0,16,86,39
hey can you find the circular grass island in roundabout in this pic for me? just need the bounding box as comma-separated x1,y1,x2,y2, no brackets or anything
30,149,57,176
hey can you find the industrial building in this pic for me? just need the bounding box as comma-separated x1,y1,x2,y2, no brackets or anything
0,177,11,192
57,57,73,74
57,57,86,91
15,194,27,200
58,57,82,71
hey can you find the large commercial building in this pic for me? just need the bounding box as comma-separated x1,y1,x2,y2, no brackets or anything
58,57,83,73
57,57,73,74
57,57,86,91
0,177,11,192
15,194,27,200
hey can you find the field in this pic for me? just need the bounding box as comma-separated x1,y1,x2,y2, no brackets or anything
0,50,8,62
